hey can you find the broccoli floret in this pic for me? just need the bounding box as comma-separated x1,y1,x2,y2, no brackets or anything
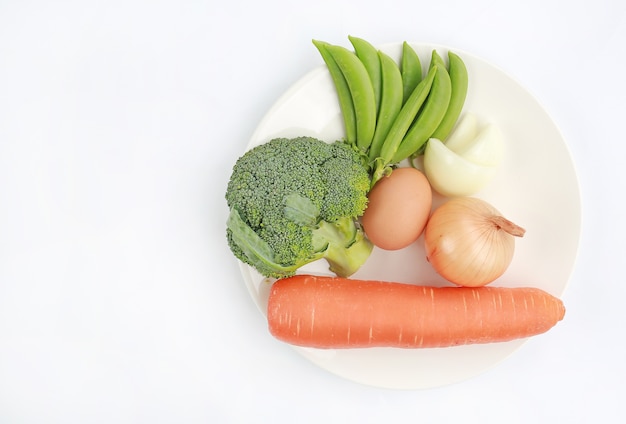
225,136,373,279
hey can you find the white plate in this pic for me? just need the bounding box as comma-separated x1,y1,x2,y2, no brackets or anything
239,42,581,390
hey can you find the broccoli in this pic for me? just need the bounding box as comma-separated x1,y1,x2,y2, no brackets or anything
225,136,373,279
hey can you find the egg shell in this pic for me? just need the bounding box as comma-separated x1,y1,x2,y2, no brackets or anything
361,167,432,251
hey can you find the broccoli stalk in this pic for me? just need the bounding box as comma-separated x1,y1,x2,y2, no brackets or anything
312,218,373,277
225,136,373,279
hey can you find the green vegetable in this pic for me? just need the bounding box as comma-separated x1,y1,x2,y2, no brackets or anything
313,40,357,145
349,35,382,114
368,50,403,162
225,136,373,279
391,50,452,163
313,37,468,186
401,42,422,104
430,51,469,141
374,65,437,183
322,43,378,153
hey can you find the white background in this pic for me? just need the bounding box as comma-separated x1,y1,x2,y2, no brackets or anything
0,0,623,422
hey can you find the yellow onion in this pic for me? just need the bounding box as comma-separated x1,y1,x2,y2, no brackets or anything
424,197,526,287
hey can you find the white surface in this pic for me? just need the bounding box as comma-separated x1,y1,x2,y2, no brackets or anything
241,43,580,390
0,0,623,422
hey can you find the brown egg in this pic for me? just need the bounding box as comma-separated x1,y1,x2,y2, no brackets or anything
361,167,432,250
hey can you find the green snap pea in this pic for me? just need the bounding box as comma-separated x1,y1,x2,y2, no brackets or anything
313,40,357,145
349,35,382,115
391,50,451,163
430,49,446,69
401,42,422,105
378,65,437,166
368,50,404,162
326,44,377,152
430,51,468,141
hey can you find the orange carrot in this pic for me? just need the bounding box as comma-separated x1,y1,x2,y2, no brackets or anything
267,274,565,349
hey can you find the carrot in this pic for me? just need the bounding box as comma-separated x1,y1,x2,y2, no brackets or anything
267,275,565,349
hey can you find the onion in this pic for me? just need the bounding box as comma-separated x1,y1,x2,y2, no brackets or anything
424,197,526,287
423,114,504,197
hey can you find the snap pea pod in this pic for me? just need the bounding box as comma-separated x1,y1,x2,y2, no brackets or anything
349,35,382,115
429,48,446,69
376,65,437,178
325,44,377,152
430,51,468,141
312,40,357,145
390,50,451,163
368,50,404,162
401,42,422,105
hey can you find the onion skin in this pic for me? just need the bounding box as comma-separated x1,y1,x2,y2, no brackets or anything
424,197,525,287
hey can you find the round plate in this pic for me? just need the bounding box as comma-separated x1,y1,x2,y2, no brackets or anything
239,42,581,390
